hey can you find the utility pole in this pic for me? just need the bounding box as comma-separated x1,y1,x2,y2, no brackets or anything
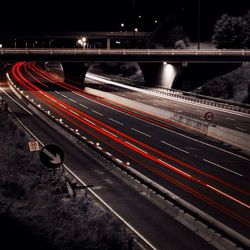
132,0,136,47
198,0,201,49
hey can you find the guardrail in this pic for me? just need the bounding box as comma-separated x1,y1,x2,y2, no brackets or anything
1,48,250,62
143,87,250,114
91,72,250,114
6,73,250,250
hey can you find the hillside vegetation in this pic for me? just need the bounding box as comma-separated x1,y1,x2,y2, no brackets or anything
193,63,250,104
0,111,133,249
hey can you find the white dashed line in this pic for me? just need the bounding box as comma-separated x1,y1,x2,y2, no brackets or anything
125,141,148,154
203,159,243,177
161,141,190,154
226,117,235,121
131,128,151,137
101,128,118,137
92,110,104,116
79,103,89,109
109,118,124,125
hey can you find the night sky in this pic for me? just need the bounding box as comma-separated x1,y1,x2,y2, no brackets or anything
0,0,249,40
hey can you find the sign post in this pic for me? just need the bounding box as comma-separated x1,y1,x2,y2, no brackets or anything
39,144,64,169
204,112,214,122
28,140,40,152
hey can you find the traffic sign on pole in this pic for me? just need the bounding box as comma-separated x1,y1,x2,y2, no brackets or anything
40,144,64,168
28,140,40,152
204,112,214,122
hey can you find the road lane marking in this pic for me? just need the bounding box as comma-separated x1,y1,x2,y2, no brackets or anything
161,141,190,154
203,159,243,177
79,103,89,109
63,164,157,250
84,118,96,126
73,89,250,162
125,141,148,154
101,128,118,137
109,118,124,125
131,128,151,137
206,184,249,209
226,117,235,121
0,88,33,115
92,110,104,116
157,159,192,178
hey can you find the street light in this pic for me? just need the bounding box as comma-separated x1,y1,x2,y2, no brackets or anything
77,37,87,48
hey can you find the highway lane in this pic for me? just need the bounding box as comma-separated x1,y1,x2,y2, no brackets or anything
0,87,218,250
8,62,250,239
85,73,250,134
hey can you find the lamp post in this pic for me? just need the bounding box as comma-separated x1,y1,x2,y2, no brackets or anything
197,0,201,49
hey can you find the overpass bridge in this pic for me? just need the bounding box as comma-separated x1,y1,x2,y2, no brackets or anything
1,48,249,62
1,48,249,89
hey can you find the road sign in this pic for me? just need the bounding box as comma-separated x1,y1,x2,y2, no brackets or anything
40,144,64,168
28,141,40,152
204,112,214,122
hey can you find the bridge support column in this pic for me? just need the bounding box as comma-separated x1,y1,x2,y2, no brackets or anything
61,62,89,84
107,38,111,49
138,62,181,88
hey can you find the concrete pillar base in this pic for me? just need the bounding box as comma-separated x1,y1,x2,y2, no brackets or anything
62,62,89,84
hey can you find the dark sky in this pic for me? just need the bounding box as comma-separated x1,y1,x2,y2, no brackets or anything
0,0,249,40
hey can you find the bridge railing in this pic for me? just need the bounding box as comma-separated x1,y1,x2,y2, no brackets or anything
1,48,250,56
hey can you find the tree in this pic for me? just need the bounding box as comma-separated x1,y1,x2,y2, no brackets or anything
243,11,250,48
149,14,190,49
212,13,248,49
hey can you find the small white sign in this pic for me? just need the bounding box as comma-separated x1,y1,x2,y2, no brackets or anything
28,141,40,152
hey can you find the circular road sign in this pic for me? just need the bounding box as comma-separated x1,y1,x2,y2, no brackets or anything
204,112,214,122
40,144,64,169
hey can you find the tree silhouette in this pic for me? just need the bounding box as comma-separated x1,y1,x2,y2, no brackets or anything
212,12,249,49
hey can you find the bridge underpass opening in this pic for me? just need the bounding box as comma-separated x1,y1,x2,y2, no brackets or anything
61,62,89,86
138,62,180,88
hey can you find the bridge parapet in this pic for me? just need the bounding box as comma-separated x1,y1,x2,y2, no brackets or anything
0,48,250,62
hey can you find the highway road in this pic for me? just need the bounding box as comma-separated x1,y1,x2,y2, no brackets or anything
2,62,250,248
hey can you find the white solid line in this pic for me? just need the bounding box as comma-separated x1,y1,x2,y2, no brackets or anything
8,108,43,145
206,184,249,209
203,159,243,177
131,128,151,137
92,110,104,116
0,88,33,115
63,164,158,250
109,118,124,125
161,141,190,154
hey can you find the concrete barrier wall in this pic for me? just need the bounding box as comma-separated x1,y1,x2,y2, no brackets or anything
208,125,250,152
85,87,250,154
